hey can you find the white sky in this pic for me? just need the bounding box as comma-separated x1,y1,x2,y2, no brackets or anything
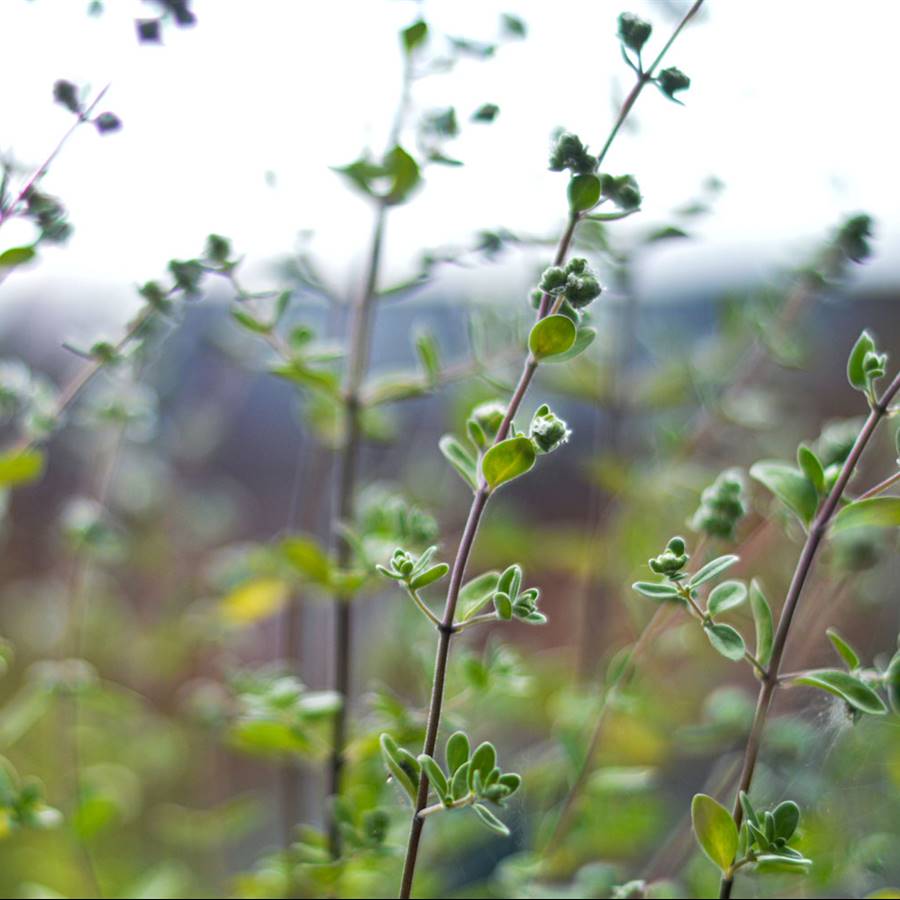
2,0,900,317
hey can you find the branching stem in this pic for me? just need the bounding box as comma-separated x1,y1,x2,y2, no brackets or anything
718,370,900,900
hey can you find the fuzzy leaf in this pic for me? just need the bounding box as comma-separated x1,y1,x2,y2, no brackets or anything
750,461,818,526
749,579,774,668
826,627,861,670
794,669,887,715
689,555,739,588
439,435,478,491
707,580,747,615
703,623,746,661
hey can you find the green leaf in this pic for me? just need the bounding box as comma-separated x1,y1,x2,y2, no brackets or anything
542,325,596,364
707,580,747,615
409,563,449,591
450,761,469,800
472,803,509,836
414,330,441,385
459,571,500,620
826,627,860,670
481,436,536,491
366,372,428,405
704,623,745,661
832,497,900,533
0,246,36,269
750,461,818,526
402,19,428,53
383,145,421,205
739,791,759,828
847,330,875,391
797,445,825,494
567,174,601,212
493,591,512,619
439,435,478,491
528,315,577,360
0,449,45,488
632,581,681,600
688,555,739,588
380,734,418,803
231,308,272,334
417,754,448,800
749,579,774,668
445,732,470,774
691,793,738,872
795,669,887,715
281,536,333,586
754,853,813,873
771,800,800,841
469,742,497,787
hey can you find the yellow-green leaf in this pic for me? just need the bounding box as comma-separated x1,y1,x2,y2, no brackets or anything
0,449,45,488
481,436,536,491
221,578,289,624
691,793,738,872
832,497,900,533
528,315,577,360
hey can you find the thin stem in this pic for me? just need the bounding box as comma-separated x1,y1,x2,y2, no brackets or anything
718,370,900,900
857,467,900,500
326,199,388,858
417,793,473,819
406,586,443,628
0,85,110,228
6,306,155,457
593,0,705,171
397,5,706,891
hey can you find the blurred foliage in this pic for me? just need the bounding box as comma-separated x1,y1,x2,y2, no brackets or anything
0,2,899,899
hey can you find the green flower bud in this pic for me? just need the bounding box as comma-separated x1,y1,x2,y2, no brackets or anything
94,112,122,134
549,131,597,176
539,266,568,294
470,401,507,442
205,233,232,264
529,404,571,454
862,349,887,382
690,469,747,540
53,79,81,114
656,66,691,101
649,538,690,577
168,259,204,295
836,213,873,263
599,173,642,210
617,12,652,53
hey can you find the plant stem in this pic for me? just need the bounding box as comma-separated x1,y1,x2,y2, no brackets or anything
326,199,388,858
395,4,708,890
0,85,110,229
593,0,705,170
857,467,900,500
718,370,900,900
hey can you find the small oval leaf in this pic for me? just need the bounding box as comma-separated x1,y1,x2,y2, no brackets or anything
481,436,536,491
528,315,577,360
707,580,747,615
704,622,746,661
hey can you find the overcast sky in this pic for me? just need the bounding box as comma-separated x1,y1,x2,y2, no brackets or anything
2,0,900,319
